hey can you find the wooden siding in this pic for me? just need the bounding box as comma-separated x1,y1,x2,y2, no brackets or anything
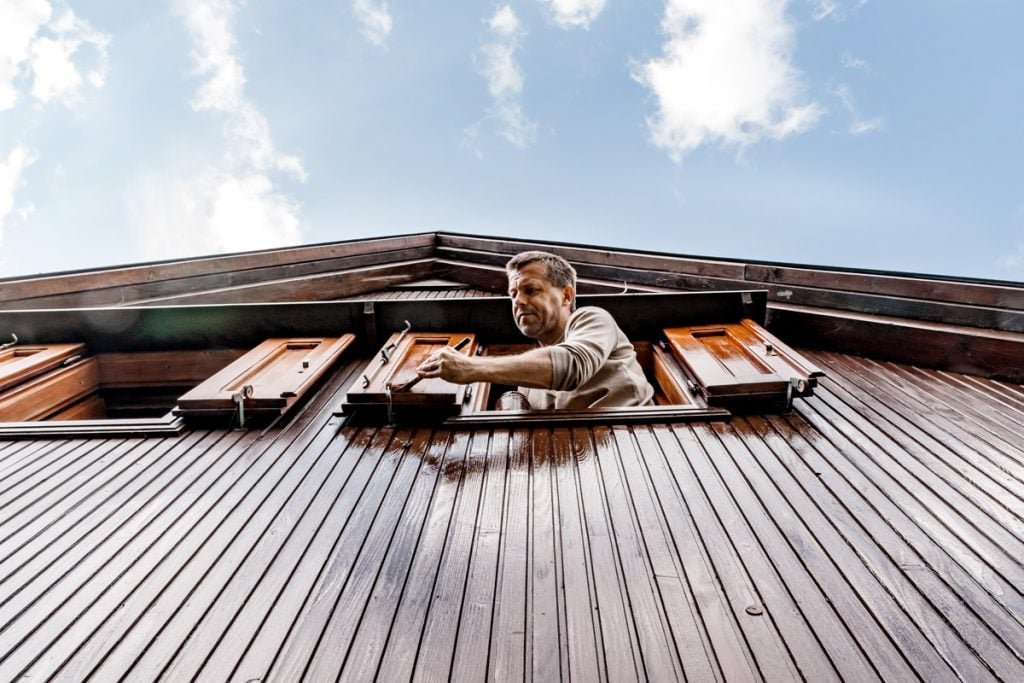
1,352,1022,681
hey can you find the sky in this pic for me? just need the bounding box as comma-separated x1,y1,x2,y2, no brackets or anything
1,0,1023,283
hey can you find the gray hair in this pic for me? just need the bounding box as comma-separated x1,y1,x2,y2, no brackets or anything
505,250,577,290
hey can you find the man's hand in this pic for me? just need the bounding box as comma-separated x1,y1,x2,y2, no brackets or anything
416,346,478,384
417,345,554,389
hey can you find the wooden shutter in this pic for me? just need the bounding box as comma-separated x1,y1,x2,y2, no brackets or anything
346,332,478,406
650,344,700,406
663,319,822,405
176,335,355,416
0,357,100,421
738,319,823,395
0,343,86,393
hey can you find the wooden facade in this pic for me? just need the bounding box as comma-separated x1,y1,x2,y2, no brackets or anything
0,233,1022,681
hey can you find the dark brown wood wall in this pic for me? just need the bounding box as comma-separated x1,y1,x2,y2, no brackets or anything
1,349,1022,681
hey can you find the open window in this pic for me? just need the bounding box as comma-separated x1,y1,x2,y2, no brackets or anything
0,335,354,437
338,316,822,426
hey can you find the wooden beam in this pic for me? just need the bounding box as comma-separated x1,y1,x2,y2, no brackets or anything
435,234,746,279
746,264,1024,310
438,234,1024,332
0,233,437,304
766,303,1024,384
4,245,435,310
131,259,436,305
430,259,671,294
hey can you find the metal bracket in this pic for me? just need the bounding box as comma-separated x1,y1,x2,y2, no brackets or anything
0,334,17,351
380,320,411,364
231,384,254,428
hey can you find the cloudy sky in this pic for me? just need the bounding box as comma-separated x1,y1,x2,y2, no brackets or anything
1,0,1022,281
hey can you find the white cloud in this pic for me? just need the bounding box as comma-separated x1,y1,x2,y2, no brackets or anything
129,169,301,259
634,0,823,162
0,146,38,248
0,0,109,111
540,0,607,29
830,83,882,135
352,0,393,47
141,0,307,260
472,5,537,149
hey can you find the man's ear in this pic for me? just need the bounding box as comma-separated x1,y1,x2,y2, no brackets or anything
562,285,575,308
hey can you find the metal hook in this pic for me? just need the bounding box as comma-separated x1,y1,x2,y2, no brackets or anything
0,334,17,351
380,320,412,364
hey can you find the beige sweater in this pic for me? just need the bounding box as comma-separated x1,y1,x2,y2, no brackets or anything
521,306,654,410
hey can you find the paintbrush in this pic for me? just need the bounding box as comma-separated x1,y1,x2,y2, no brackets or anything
389,336,471,393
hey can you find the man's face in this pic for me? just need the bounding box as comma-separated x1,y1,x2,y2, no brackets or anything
507,261,573,345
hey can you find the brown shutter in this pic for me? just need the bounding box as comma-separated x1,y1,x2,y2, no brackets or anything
738,319,824,395
346,332,477,406
0,343,86,393
664,320,823,404
176,336,355,415
651,344,699,406
0,357,100,421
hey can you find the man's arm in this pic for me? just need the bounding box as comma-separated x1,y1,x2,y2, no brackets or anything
415,346,553,389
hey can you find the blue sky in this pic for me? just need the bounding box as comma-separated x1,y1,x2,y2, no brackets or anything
1,0,1022,282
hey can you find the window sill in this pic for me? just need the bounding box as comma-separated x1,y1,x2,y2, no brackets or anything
442,404,729,427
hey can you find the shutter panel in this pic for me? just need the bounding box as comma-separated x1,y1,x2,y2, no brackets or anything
346,332,477,406
0,343,86,393
0,357,100,421
176,335,355,416
664,320,823,405
738,319,824,396
651,344,699,406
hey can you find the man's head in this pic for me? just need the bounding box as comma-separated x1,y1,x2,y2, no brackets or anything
505,251,577,345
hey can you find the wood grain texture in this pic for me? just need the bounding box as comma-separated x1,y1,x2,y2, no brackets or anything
0,234,436,305
1,350,1022,682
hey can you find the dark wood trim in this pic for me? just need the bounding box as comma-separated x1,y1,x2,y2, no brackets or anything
745,264,1024,310
438,234,1024,337
431,259,671,294
4,246,435,309
0,234,437,303
437,231,1024,290
131,259,436,305
435,234,747,279
767,303,1024,383
434,247,743,291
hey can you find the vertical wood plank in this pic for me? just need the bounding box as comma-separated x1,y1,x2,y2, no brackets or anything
449,429,510,681
372,432,473,682
412,430,492,682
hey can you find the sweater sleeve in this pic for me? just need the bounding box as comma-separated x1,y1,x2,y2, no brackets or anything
547,308,616,391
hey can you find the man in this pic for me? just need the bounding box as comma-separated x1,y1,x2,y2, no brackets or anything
415,250,654,410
